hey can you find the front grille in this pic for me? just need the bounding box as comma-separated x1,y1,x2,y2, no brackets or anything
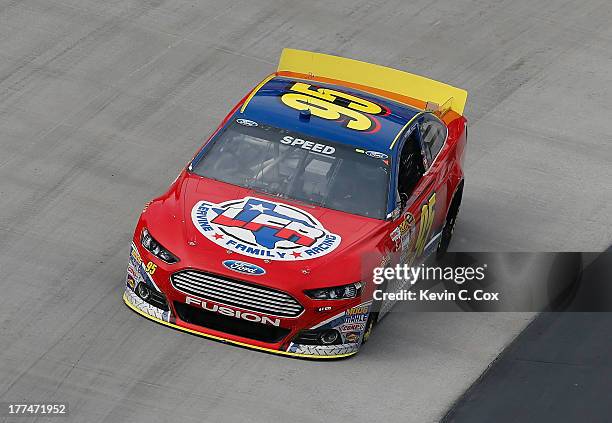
171,270,303,317
174,302,290,343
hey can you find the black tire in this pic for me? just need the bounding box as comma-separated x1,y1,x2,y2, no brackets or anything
361,311,378,344
362,280,385,345
437,181,464,259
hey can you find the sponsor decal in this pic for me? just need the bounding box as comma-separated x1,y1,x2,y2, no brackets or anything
399,212,418,265
390,206,401,220
280,82,387,132
346,306,369,315
192,196,341,261
127,243,160,291
398,212,416,235
379,253,392,268
185,296,281,326
131,245,143,264
339,322,366,332
280,136,335,155
391,212,418,265
344,332,360,343
391,227,401,245
344,305,369,324
222,260,266,276
236,118,258,127
344,314,367,324
365,150,388,159
287,343,360,356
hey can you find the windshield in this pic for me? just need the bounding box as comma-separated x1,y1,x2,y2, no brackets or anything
191,119,390,219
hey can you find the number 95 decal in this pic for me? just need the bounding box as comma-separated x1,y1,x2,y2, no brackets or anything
145,261,157,275
280,82,387,131
415,193,436,256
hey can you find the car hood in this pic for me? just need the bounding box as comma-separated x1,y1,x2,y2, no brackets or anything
144,172,387,290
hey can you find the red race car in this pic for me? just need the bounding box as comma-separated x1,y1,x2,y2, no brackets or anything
124,49,468,358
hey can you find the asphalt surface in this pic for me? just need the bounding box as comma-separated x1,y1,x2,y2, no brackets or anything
0,0,610,422
444,312,612,423
443,252,612,423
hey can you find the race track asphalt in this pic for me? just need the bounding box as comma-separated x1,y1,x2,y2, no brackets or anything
0,0,610,422
443,250,612,423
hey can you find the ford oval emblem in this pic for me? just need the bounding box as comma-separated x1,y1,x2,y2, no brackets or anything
236,118,258,127
365,150,389,160
222,260,266,276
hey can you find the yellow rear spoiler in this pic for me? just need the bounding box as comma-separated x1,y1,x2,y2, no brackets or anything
277,48,468,115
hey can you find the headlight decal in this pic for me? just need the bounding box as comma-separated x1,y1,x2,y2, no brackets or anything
305,282,363,300
141,228,179,264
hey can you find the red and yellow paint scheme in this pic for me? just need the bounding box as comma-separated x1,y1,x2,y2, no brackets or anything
124,49,468,358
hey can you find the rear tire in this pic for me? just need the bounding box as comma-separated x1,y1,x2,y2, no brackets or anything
437,181,463,259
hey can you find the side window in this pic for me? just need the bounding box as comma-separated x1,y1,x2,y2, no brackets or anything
420,116,447,167
397,129,425,209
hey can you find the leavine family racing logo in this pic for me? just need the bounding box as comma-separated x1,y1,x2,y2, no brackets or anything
191,197,341,261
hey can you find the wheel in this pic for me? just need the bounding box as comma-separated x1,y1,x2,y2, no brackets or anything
362,278,387,344
361,311,378,344
437,181,463,259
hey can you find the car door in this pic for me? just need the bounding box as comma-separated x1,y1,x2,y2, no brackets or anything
377,124,428,316
377,116,450,315
392,115,447,262
417,113,450,252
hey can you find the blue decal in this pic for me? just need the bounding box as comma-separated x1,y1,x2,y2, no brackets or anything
223,260,266,276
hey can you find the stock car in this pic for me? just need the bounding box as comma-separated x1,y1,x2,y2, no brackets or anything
123,49,468,358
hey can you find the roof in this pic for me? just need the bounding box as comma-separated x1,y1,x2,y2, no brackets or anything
237,76,422,152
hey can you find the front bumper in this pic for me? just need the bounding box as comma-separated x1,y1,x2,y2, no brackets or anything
124,243,371,359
